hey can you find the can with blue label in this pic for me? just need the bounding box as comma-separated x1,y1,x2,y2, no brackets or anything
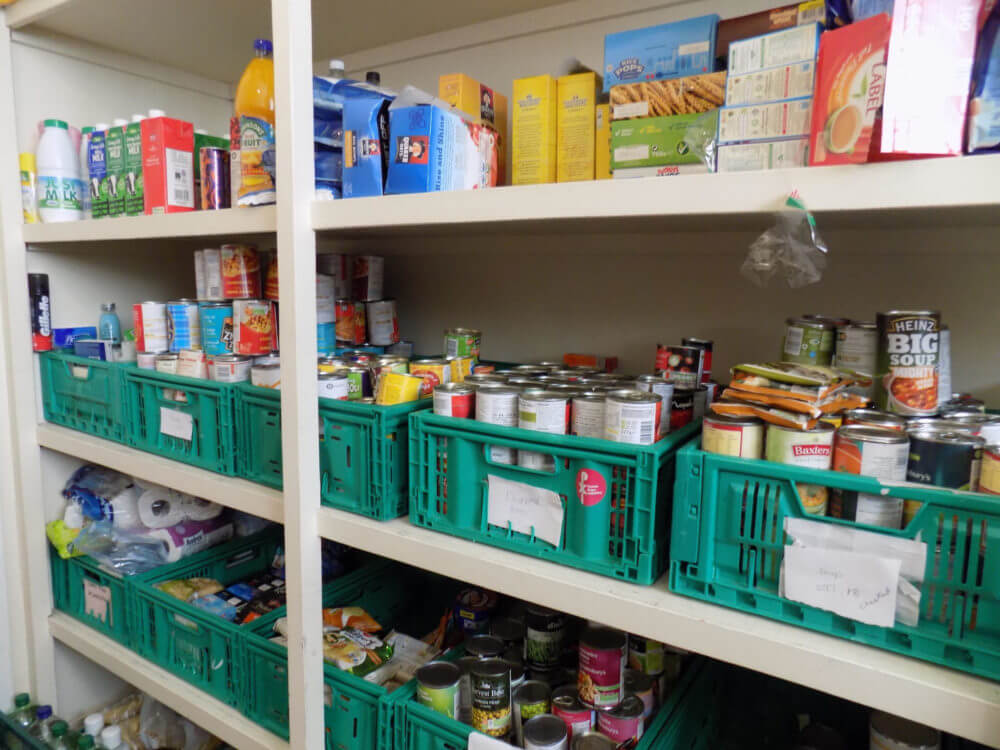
317,322,336,356
167,299,201,352
199,302,233,356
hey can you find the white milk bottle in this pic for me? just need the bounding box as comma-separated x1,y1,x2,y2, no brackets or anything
36,119,83,222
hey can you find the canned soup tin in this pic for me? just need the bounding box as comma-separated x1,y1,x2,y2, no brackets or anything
702,413,763,459
831,425,909,529
876,310,941,416
577,627,625,708
604,390,661,445
765,422,835,516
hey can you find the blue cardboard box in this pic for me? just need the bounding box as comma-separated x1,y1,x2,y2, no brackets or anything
54,326,97,349
343,94,393,198
603,14,720,92
385,104,477,194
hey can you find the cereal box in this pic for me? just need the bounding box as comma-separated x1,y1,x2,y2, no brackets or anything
610,72,726,120
728,23,822,77
717,138,810,171
512,75,557,185
557,72,599,182
968,3,1000,153
595,103,611,179
718,98,812,144
725,62,816,106
807,14,890,165
611,111,718,170
603,15,719,92
716,2,824,69
141,115,194,214
439,73,508,183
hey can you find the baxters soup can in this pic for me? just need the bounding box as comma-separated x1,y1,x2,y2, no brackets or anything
875,310,941,416
765,422,835,515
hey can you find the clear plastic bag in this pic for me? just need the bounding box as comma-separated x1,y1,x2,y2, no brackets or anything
69,520,168,576
683,110,719,172
742,195,829,289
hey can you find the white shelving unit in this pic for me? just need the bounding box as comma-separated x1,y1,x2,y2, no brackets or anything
3,0,1000,748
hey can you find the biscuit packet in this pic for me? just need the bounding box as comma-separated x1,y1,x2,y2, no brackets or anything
719,386,868,416
609,72,726,120
711,399,819,430
728,362,851,403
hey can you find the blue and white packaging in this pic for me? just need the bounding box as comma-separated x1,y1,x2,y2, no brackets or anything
602,14,719,92
54,326,97,349
969,4,1000,153
727,23,822,77
718,97,813,144
73,338,113,361
343,93,393,198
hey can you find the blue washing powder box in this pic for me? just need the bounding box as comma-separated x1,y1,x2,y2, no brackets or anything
54,326,97,349
603,14,720,92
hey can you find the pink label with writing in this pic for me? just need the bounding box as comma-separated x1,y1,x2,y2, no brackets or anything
576,469,607,506
578,643,624,707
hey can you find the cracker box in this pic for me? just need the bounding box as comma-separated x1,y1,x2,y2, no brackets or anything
717,138,810,171
716,2,824,69
603,14,719,92
557,72,599,182
611,111,718,170
141,115,194,214
343,93,393,198
610,72,726,120
718,98,812,144
595,103,611,179
728,23,822,77
439,73,508,182
725,61,816,107
512,75,558,185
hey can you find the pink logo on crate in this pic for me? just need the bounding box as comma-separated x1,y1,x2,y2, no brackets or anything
577,470,607,506
792,444,832,458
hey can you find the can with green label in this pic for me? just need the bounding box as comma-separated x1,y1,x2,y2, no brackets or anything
416,661,461,719
782,317,835,366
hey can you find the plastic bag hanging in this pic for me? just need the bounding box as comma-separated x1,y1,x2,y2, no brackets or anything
683,110,720,172
742,195,829,288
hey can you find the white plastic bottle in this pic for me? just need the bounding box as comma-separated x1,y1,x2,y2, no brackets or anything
99,724,124,750
79,126,93,218
148,108,165,118
82,712,104,740
328,59,345,80
36,119,83,222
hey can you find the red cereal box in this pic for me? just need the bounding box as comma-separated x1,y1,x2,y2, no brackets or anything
142,116,194,214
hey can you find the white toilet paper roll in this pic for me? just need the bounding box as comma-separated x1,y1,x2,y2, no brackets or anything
180,496,223,521
137,486,185,529
150,519,234,563
107,485,143,529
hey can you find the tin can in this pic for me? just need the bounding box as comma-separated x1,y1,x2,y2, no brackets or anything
177,349,207,379
255,354,280,366
627,637,665,679
571,732,614,750
979,446,1000,496
199,147,230,210
831,426,909,528
869,711,941,750
365,299,399,346
941,397,986,414
702,413,763,459
515,366,552,377
220,244,261,299
446,356,476,383
434,382,476,417
444,327,482,359
578,626,626,708
509,662,526,692
471,659,511,739
154,352,179,374
344,365,374,400
513,681,552,745
947,414,1000,444
137,352,157,370
670,389,694,431
233,299,277,355
492,617,525,647
199,302,234,357
572,394,606,439
454,588,498,635
634,376,674,435
937,326,951,411
906,431,984,491
457,656,479,723
416,661,461,720
194,249,206,298
624,670,655,725
352,255,384,301
524,714,568,750
681,337,713,383
519,392,570,434
766,422,836,515
605,390,661,445
264,255,279,300
655,345,703,388
692,385,709,420
837,322,877,396
524,605,566,670
782,317,835,366
318,356,347,373
338,299,367,346
372,355,408,378
844,409,907,431
341,350,374,365
375,371,422,405
200,248,224,300
316,253,352,298
318,371,350,400
251,363,281,388
477,386,520,465
167,299,201,352
875,311,941,416
551,687,594,741
466,634,506,660
596,694,645,747
411,358,452,398
210,354,251,383
467,373,506,386
133,301,168,353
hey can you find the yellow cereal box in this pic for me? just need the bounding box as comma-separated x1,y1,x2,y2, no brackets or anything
439,73,508,183
557,72,599,183
512,75,558,185
595,103,611,180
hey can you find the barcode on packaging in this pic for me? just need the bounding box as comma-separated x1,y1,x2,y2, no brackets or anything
166,148,194,208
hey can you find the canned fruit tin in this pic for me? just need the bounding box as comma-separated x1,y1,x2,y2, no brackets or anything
572,732,614,750
366,299,399,345
166,299,201,352
605,390,661,445
155,352,179,374
907,431,984,491
702,413,763,459
210,354,251,382
434,382,476,417
345,365,374,400
335,299,366,345
765,422,835,515
454,588,498,635
200,147,230,210
251,363,281,388
445,327,482,358
596,694,645,747
682,337,713,382
782,317,835,366
832,425,909,528
220,244,261,299
233,299,277,355
318,371,350,400
844,408,906,431
524,605,566,670
623,670,655,724
551,687,594,741
199,302,234,356
670,389,694,431
524,714,568,750
133,301,168,353
577,626,626,708
876,311,941,416
137,351,157,370
471,659,512,739
416,661,461,720
352,255,384,301
572,394,606,439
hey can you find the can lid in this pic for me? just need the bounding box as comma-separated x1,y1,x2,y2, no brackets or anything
514,680,551,705
466,634,505,658
603,694,645,718
471,657,511,678
519,390,567,402
909,429,986,448
607,388,661,404
836,424,909,444
19,152,35,171
416,660,461,689
786,316,834,329
523,714,567,744
43,119,68,129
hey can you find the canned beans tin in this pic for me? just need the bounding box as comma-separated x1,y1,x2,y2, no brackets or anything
233,299,277,355
843,408,907,431
572,394,606,438
251,362,281,388
134,301,168,353
782,317,835,366
366,299,399,345
524,714,568,750
318,371,350,400
831,426,909,528
221,244,261,299
876,310,941,416
578,627,626,708
411,358,452,398
702,413,763,458
604,390,661,445
210,354,251,383
434,382,476,417
471,659,512,739
513,681,552,746
765,422,835,515
596,694,645,747
444,327,482,359
199,302,234,357
551,687,594,741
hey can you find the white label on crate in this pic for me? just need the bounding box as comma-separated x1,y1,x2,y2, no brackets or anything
613,101,649,119
781,545,899,627
83,579,111,623
469,732,512,750
486,474,563,547
160,407,193,441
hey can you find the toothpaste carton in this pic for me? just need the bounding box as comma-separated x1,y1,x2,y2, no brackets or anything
611,111,718,170
557,72,599,182
87,129,108,219
719,98,812,144
343,92,393,197
512,74,558,185
603,14,719,92
728,23,822,77
105,124,126,217
142,115,194,214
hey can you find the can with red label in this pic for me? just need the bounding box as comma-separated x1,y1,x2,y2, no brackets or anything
352,255,384,301
335,299,366,345
411,358,452,398
434,382,476,417
604,390,661,445
765,422,835,515
681,337,713,383
220,244,261,299
233,299,277,355
596,694,645,748
133,300,168,353
578,626,626,708
875,310,941,416
366,299,399,345
670,389,694,430
551,686,593,741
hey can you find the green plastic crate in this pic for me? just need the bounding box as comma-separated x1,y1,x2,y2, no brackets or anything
235,383,430,519
0,710,48,750
244,560,459,749
670,438,1000,681
408,412,701,583
124,368,237,475
49,546,133,646
129,529,283,708
39,351,129,443
393,651,704,750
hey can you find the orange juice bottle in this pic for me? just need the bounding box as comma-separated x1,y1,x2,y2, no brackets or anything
235,38,276,206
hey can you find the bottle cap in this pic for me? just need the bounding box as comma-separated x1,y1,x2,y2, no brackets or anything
100,725,121,747
95,123,110,131
328,59,345,73
83,713,104,736
102,302,117,312
50,721,67,737
36,705,52,720
254,39,273,55
366,71,380,85
77,735,95,750
131,114,145,122
19,152,35,172
112,118,128,127
148,109,165,118
194,128,208,134
43,119,68,130
81,126,94,134
14,693,29,707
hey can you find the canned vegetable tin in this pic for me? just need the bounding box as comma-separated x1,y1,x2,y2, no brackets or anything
906,430,984,491
513,681,552,746
524,714,568,750
344,365,373,400
551,686,594,741
444,327,482,358
782,317,835,366
875,310,941,416
433,382,476,417
702,413,764,459
605,390,661,445
831,425,909,528
416,661,461,719
596,694,645,746
577,626,626,708
471,658,512,739
765,422,835,515
524,605,566,670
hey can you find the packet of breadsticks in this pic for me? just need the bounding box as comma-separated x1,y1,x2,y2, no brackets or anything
610,72,727,121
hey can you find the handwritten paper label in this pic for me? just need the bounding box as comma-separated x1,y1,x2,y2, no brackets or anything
83,579,111,624
782,545,900,627
160,407,193,441
487,475,564,547
469,732,513,750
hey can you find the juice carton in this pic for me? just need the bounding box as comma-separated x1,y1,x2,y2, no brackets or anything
439,73,508,183
595,103,611,179
87,129,108,219
124,120,144,216
193,132,229,209
141,116,194,214
557,71,599,182
603,15,719,92
105,124,126,217
512,74,557,185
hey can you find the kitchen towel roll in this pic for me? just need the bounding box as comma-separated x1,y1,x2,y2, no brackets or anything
106,485,143,529
180,496,224,521
150,518,234,563
137,485,186,529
